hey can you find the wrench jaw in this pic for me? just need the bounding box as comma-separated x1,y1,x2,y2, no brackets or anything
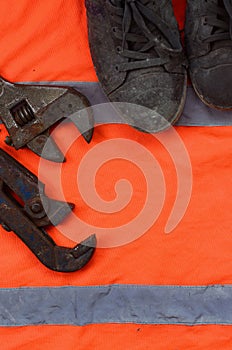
29,198,75,228
82,128,94,144
0,77,95,162
71,104,95,144
27,133,65,163
0,149,96,272
53,234,97,272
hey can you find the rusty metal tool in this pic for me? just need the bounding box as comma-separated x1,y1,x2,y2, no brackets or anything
0,148,96,272
0,76,94,162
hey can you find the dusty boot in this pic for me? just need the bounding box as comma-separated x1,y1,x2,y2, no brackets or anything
185,0,232,110
85,0,187,132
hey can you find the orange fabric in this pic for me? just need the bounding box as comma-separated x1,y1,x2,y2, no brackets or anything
0,0,185,82
0,0,231,349
0,0,97,82
1,325,232,350
0,125,232,288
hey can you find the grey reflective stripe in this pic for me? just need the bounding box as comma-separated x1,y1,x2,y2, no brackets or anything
19,82,232,127
177,87,232,126
1,284,232,326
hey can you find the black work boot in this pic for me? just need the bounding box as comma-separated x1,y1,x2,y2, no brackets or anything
85,0,187,132
185,0,232,110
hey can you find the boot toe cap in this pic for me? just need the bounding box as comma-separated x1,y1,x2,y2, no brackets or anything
108,72,187,132
192,64,232,109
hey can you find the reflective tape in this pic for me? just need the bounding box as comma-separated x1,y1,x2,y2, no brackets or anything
0,284,232,326
19,82,232,127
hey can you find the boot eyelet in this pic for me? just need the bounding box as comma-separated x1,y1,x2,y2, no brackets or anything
202,17,207,25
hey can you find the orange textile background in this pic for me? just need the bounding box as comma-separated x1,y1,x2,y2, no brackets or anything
1,1,232,349
0,0,186,82
1,324,232,350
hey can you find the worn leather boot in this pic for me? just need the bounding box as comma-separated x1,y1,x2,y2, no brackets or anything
185,0,232,110
85,0,187,132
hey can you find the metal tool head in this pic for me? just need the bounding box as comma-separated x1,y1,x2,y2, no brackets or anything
0,148,96,272
53,234,96,272
0,77,94,162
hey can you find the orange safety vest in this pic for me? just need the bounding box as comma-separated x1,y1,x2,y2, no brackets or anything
1,1,232,349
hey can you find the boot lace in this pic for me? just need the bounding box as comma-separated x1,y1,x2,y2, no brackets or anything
202,0,232,42
109,0,186,72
